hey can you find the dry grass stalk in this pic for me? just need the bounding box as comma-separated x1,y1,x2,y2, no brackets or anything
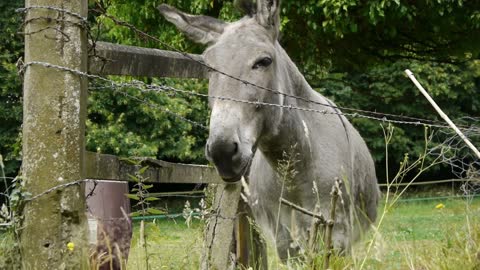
279,177,342,269
279,198,326,223
139,220,149,270
307,215,323,265
323,177,342,270
307,203,322,252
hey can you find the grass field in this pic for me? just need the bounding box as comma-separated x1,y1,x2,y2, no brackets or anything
1,191,478,269
351,196,480,270
127,218,204,269
126,193,480,270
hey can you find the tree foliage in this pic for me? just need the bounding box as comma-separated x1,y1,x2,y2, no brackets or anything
87,78,209,163
281,0,480,71
0,1,23,176
1,0,479,181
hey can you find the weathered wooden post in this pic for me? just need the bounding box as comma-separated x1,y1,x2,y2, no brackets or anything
201,183,242,270
21,0,89,268
236,200,268,270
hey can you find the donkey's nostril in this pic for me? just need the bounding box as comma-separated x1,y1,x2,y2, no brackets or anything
233,142,238,154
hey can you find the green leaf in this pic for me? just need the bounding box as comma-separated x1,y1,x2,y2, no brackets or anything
130,211,142,217
145,197,159,201
350,23,358,33
147,208,165,215
125,194,140,200
138,166,149,175
127,173,139,182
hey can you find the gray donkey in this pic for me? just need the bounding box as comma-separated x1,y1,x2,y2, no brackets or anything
158,0,379,262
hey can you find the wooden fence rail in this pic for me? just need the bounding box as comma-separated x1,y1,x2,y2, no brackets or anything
89,41,208,78
85,152,223,184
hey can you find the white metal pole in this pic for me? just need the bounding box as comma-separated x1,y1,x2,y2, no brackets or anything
405,69,480,160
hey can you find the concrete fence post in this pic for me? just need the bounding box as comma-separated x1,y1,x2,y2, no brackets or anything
21,0,89,268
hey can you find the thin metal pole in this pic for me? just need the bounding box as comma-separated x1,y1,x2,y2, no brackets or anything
405,69,480,160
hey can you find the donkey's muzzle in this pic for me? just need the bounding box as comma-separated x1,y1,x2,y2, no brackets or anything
206,138,249,182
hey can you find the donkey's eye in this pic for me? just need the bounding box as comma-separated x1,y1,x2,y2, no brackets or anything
252,57,273,69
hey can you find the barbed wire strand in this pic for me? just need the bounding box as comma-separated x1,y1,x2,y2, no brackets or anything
25,179,94,202
16,5,472,130
16,5,478,134
16,6,88,22
21,60,207,129
90,4,468,129
25,60,476,131
11,6,480,210
15,6,104,64
116,89,208,130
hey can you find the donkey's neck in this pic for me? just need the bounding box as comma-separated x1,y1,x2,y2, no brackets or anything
275,44,315,103
259,43,321,165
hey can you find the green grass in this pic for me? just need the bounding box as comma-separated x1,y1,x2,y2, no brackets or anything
126,218,204,270
384,199,476,242
1,193,479,269
126,195,480,270
0,230,20,269
353,197,480,270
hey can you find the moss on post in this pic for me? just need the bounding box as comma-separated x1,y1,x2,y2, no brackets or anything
21,0,89,269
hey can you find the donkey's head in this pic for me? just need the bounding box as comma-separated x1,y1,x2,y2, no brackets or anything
158,0,283,182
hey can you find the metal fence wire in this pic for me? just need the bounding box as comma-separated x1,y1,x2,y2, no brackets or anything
8,3,480,222
6,4,480,270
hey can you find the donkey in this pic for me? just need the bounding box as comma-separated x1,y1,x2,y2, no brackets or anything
158,0,380,261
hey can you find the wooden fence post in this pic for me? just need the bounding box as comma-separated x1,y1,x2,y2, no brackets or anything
236,200,268,270
201,183,242,270
21,0,89,269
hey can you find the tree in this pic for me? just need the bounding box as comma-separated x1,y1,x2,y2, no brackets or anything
318,60,480,179
281,0,480,71
0,0,23,176
84,0,231,164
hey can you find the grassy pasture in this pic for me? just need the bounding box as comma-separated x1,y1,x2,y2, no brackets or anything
127,194,480,270
351,196,480,270
127,218,204,269
1,191,478,269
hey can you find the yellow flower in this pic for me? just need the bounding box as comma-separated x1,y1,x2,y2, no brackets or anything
67,242,75,251
435,203,445,209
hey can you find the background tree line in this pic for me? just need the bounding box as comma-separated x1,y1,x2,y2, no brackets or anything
1,0,479,182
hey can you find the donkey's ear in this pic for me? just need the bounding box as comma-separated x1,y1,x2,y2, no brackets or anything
256,0,281,39
157,4,227,45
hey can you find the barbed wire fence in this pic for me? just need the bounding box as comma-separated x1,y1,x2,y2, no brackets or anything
6,2,480,215
2,0,479,242
14,4,478,133
2,3,480,221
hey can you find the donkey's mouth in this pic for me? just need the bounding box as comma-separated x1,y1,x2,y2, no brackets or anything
220,157,253,183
